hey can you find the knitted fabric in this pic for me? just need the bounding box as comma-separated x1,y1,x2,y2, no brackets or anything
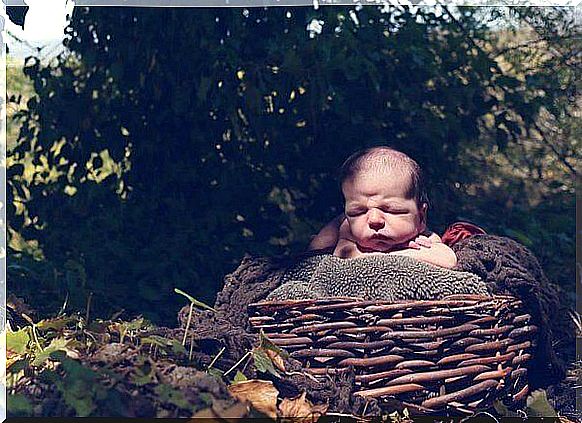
453,234,567,388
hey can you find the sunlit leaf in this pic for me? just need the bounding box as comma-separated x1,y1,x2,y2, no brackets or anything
32,337,75,366
233,370,248,383
278,391,328,421
7,328,30,355
36,316,77,331
228,379,279,419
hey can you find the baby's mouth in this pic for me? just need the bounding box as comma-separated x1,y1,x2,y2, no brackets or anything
358,235,393,252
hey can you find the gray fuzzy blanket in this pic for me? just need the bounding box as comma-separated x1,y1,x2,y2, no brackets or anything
267,254,488,301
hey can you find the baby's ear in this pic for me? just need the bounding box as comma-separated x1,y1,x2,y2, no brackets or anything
419,202,428,227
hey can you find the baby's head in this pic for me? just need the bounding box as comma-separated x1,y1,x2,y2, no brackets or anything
339,147,429,252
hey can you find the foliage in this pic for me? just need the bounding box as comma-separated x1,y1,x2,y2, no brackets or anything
6,6,579,325
5,311,228,417
6,308,570,418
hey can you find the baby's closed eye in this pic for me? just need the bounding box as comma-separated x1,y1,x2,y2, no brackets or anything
346,209,366,217
381,207,409,215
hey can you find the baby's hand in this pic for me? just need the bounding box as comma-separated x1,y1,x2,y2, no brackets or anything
408,235,432,250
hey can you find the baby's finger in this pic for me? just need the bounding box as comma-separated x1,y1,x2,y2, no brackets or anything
415,236,433,248
408,240,421,250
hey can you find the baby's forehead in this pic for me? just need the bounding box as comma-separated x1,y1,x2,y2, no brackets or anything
348,166,413,184
343,170,414,197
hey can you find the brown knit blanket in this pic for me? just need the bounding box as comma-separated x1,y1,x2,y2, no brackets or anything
452,234,569,388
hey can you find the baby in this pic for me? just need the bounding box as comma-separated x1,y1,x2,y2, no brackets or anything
309,147,457,268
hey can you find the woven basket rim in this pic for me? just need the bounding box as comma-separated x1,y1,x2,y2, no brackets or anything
249,294,519,308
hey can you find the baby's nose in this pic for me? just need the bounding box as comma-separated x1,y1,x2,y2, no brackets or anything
368,211,385,231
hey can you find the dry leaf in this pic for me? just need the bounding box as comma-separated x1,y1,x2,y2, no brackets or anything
266,348,286,372
228,379,279,419
190,401,250,421
278,391,328,423
6,353,24,371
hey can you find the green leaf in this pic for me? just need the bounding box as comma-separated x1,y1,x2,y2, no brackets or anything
32,337,72,366
252,347,278,377
493,400,521,417
207,367,224,380
198,392,214,406
140,335,168,348
504,228,534,248
168,339,188,355
60,388,96,417
7,328,30,354
174,288,216,312
52,357,102,417
111,317,149,342
59,355,99,383
125,317,148,331
7,358,29,374
141,335,187,356
7,393,34,416
525,389,557,417
36,316,77,331
131,364,155,386
154,385,193,411
233,370,248,384
259,330,289,358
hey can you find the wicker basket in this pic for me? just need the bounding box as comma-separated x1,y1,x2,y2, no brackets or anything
248,295,537,415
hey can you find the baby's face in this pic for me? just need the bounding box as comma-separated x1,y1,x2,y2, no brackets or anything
342,169,426,252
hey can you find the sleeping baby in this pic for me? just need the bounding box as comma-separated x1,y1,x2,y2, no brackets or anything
309,146,457,268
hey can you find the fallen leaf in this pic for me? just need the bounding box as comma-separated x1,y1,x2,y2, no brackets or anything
190,401,250,421
6,350,24,370
278,391,328,422
525,389,557,417
252,347,280,376
233,370,248,383
259,330,289,358
32,337,76,366
228,379,279,419
7,328,30,355
265,348,286,372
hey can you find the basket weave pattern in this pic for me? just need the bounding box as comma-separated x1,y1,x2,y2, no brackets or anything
248,294,537,414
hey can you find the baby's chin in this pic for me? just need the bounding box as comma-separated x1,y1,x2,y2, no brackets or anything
356,244,385,253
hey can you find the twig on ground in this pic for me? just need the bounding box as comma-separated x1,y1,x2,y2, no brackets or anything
182,303,194,346
224,351,252,377
208,346,226,370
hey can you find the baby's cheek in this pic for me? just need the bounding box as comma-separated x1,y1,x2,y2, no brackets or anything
349,221,365,237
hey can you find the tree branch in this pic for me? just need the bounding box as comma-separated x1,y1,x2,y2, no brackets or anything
441,5,578,177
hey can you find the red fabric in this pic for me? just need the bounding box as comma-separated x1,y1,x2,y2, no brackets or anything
441,221,487,247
